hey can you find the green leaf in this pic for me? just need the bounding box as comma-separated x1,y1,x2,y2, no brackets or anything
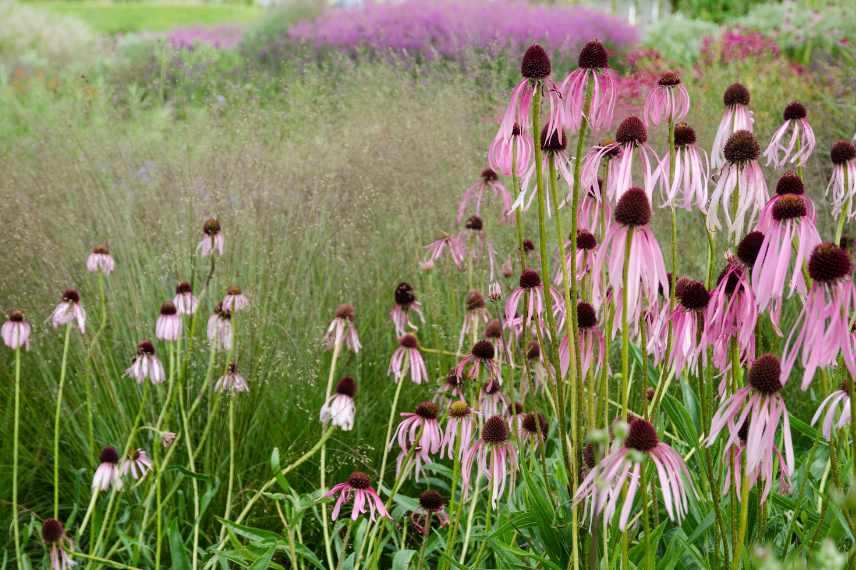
215,517,281,545
391,549,417,570
248,546,276,570
167,519,192,570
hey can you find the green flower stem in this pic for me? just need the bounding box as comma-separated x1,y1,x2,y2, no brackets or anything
71,551,142,570
732,464,751,570
321,327,344,570
640,465,652,570
458,475,482,565
440,422,464,570
620,228,634,420
218,396,238,543
11,347,22,564
54,323,73,519
377,377,405,486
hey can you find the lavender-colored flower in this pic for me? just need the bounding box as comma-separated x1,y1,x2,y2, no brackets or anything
42,518,75,570
173,281,198,315
222,285,249,313
125,340,165,384
320,376,357,431
197,217,224,257
119,449,152,481
410,490,450,535
826,141,856,221
458,291,489,350
2,309,31,350
207,303,233,352
515,126,573,213
391,401,443,479
489,123,533,178
812,380,852,441
389,334,429,384
441,400,475,460
643,72,689,128
324,471,389,522
479,379,509,417
324,303,361,353
215,362,249,394
92,446,123,492
51,289,86,332
390,282,424,336
86,245,115,275
720,419,791,504
560,302,605,380
591,118,659,202
763,101,816,169
458,168,513,224
561,40,616,133
424,232,466,269
655,123,709,211
455,339,502,384
155,301,181,342
712,83,754,171
504,269,565,336
462,416,518,507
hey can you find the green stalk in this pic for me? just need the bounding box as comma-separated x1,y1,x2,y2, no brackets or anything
640,465,652,570
440,422,464,570
377,377,405,486
54,323,73,518
321,328,344,570
620,228,634,420
732,466,751,570
847,375,856,479
458,475,481,564
218,396,237,542
11,347,22,563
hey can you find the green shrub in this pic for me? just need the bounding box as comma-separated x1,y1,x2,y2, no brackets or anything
642,14,720,67
0,3,99,69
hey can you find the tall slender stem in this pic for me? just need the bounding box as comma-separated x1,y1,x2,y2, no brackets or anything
440,422,464,570
620,228,634,420
11,347,22,563
54,323,73,518
378,378,405,486
321,328,343,570
732,465,751,570
640,464,652,570
458,475,481,564
219,397,237,542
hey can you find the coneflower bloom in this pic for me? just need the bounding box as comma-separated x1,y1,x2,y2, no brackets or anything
666,279,710,376
119,449,152,481
441,400,476,459
455,340,503,383
712,83,754,170
708,130,769,240
485,318,512,364
173,281,198,315
462,415,519,507
435,370,465,404
826,141,856,221
325,471,389,522
590,118,659,202
161,432,177,449
424,232,466,269
222,285,249,313
575,418,691,529
155,301,181,341
207,302,233,351
507,401,526,436
51,289,86,332
555,230,597,285
560,302,605,380
597,189,669,337
520,411,549,445
525,341,553,392
459,291,489,350
488,123,533,178
390,282,424,336
2,309,31,350
783,243,856,388
92,446,123,492
707,354,794,502
576,178,609,231
392,401,443,479
504,269,564,335
561,39,616,133
86,245,115,275
389,334,428,384
215,362,249,394
515,126,573,213
763,101,816,168
656,123,709,211
812,379,852,441
752,174,820,331
411,490,450,535
581,140,622,206
125,340,165,384
720,419,791,503
324,303,361,353
644,72,690,127
457,168,513,224
42,518,75,570
197,217,224,256
320,376,357,431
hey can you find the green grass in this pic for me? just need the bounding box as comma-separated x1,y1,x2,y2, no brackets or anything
31,1,263,34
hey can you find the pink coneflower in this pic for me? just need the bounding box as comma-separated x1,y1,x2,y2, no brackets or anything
441,400,476,460
2,309,31,350
764,101,816,168
155,301,181,341
712,83,754,170
656,123,709,211
606,117,659,201
525,341,553,392
325,471,389,521
826,141,856,221
478,379,508,417
389,334,428,384
560,302,605,380
392,401,443,479
508,401,526,437
575,418,691,529
324,303,361,353
86,244,115,275
390,282,424,336
504,269,564,335
462,415,518,507
125,340,165,384
576,178,609,231
119,449,152,481
207,303,233,351
51,289,86,332
457,168,513,224
197,217,224,256
320,376,357,431
485,318,512,364
162,432,177,448
753,174,820,331
173,281,198,315
459,291,489,350
555,230,597,286
597,189,669,337
665,279,710,377
708,130,769,240
515,126,573,213
488,123,533,178
222,285,249,313
707,355,794,503
42,518,75,570
581,140,622,206
720,419,791,503
215,362,249,394
644,72,690,128
783,243,856,388
92,446,123,492
520,411,549,445
410,490,450,535
812,379,852,441
424,232,466,269
435,370,465,405
455,340,503,383
560,39,616,133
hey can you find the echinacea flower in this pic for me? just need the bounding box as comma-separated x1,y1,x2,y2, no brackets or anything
783,243,856,388
515,124,573,213
708,130,769,241
42,518,75,570
826,141,856,221
222,285,249,313
155,301,181,341
125,340,165,384
484,317,512,365
504,269,565,335
520,411,549,445
555,230,597,285
119,449,152,481
92,446,123,492
441,400,476,460
2,309,31,350
207,302,233,351
215,362,249,394
576,418,691,529
161,432,177,448
656,123,709,211
459,291,489,351
644,72,690,128
324,303,361,353
560,302,605,380
752,174,821,331
488,123,533,178
424,233,466,269
390,282,424,336
763,101,815,169
173,281,198,315
712,83,754,170
392,401,443,479
664,279,710,377
604,117,659,201
581,140,622,206
455,339,503,383
462,415,519,507
811,379,852,441
86,245,115,275
720,418,791,503
561,39,616,133
320,376,357,431
324,471,389,522
197,217,224,256
457,168,513,224
389,334,428,384
707,354,794,504
410,490,450,535
479,379,508,417
51,289,86,332
525,341,553,392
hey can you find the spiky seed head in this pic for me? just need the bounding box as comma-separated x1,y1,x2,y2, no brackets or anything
176,281,193,294
347,471,371,489
775,172,804,196
394,282,416,306
519,269,541,289
42,518,65,544
522,412,549,437
658,71,681,86
577,230,597,250
449,400,471,418
8,309,24,322
400,334,419,349
335,303,355,320
772,195,807,221
160,301,177,316
831,141,856,165
481,415,509,443
203,217,221,235
736,231,764,267
415,401,439,420
614,188,651,227
137,340,156,355
625,418,659,452
465,215,484,231
678,279,710,310
485,318,502,338
481,168,498,182
673,123,696,147
723,130,760,164
523,239,535,252
615,117,647,146
748,354,783,395
540,126,566,153
466,291,485,311
521,45,551,79
526,341,540,361
723,83,750,106
62,289,80,303
783,101,806,121
335,376,356,397
577,302,598,329
578,40,609,69
100,446,120,464
419,489,445,512
472,340,495,360
808,243,852,283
